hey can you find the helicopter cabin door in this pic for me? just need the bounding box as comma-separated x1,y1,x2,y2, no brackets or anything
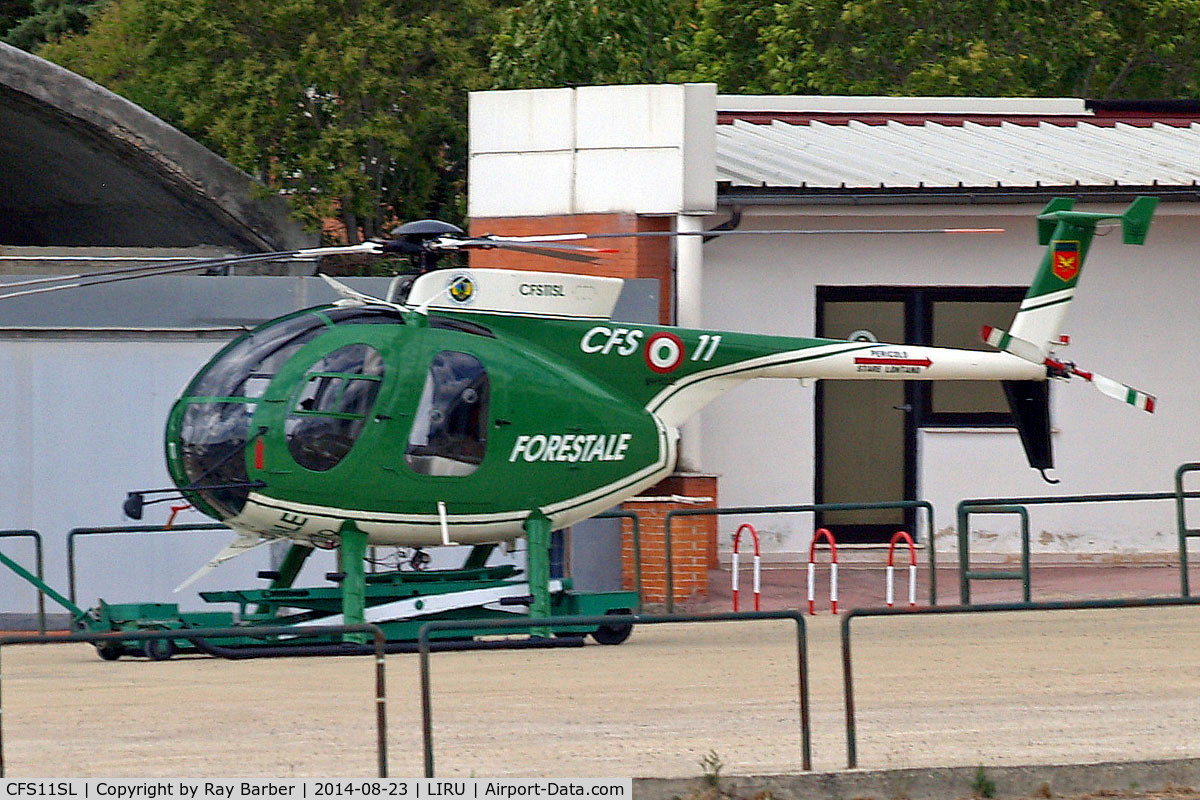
815,287,1027,543
815,292,913,543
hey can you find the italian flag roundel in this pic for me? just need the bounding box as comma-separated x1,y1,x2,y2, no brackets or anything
645,332,684,373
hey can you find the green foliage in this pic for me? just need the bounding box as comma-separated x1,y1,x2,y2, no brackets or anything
41,0,501,240
3,0,103,50
971,766,997,799
0,0,34,40
671,0,776,91
674,0,1200,98
698,749,724,788
490,0,698,89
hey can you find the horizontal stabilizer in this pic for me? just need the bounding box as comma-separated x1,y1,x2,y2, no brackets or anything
1036,198,1076,245
1120,197,1158,245
1036,195,1158,246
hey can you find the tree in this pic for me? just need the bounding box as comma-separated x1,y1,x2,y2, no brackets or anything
1082,0,1200,98
3,0,105,51
675,0,1200,98
759,0,1075,95
0,0,34,40
490,0,698,89
670,0,777,92
41,0,502,241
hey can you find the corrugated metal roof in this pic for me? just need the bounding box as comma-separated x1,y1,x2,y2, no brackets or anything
715,118,1200,190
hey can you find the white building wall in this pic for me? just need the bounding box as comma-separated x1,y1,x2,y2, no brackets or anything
469,84,716,217
698,203,1200,558
0,335,340,614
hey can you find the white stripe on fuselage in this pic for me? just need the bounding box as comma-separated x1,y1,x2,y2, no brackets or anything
647,341,1042,427
229,417,676,545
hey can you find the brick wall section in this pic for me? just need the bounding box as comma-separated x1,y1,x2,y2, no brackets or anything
468,214,673,324
619,474,719,605
467,215,722,601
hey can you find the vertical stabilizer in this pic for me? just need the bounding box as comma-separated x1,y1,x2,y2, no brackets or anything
1008,196,1158,358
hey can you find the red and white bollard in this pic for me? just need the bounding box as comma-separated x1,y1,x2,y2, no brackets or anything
807,528,838,615
732,523,761,611
886,530,917,608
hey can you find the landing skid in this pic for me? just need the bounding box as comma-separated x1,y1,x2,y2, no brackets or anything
79,543,637,660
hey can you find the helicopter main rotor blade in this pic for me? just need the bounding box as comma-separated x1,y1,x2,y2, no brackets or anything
487,227,1006,241
485,244,607,263
0,242,382,303
457,237,617,252
424,236,620,264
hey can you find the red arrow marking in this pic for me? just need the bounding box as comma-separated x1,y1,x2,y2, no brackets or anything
854,357,932,368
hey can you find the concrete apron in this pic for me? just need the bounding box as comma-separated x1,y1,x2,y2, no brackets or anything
634,756,1200,800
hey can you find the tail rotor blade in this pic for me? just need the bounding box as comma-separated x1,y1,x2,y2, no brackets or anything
1088,372,1157,413
1046,356,1157,413
988,327,1157,414
982,325,1046,363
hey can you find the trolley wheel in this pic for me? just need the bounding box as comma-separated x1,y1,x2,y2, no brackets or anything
141,637,176,661
590,609,634,646
95,642,122,661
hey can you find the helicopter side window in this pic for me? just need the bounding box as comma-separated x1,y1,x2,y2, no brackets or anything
189,313,329,399
405,351,489,477
286,344,385,472
178,401,260,518
175,311,337,517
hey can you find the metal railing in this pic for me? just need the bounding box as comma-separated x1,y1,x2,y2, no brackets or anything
0,623,387,778
67,523,229,604
841,598,1200,769
0,531,45,633
1176,463,1200,596
956,505,1031,603
594,511,643,612
957,489,1200,604
664,501,938,612
418,611,811,777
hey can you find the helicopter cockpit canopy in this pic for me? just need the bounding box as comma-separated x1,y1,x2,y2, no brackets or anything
171,306,402,518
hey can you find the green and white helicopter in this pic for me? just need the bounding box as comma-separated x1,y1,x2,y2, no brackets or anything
0,196,1160,649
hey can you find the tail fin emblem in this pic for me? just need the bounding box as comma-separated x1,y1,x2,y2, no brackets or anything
1051,241,1080,282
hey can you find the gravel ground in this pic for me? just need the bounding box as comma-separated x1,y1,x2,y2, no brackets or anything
2,599,1199,780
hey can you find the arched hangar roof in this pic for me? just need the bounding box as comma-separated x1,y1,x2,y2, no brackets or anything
0,42,313,250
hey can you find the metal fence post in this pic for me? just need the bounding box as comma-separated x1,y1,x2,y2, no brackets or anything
67,523,229,604
595,511,643,613
1175,463,1200,597
841,597,1200,769
0,531,45,633
419,611,809,777
0,623,386,777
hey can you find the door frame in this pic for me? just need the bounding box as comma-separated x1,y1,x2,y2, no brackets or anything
814,285,1029,542
814,287,919,543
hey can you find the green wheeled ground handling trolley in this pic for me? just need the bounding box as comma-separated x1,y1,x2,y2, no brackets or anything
1,543,638,660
